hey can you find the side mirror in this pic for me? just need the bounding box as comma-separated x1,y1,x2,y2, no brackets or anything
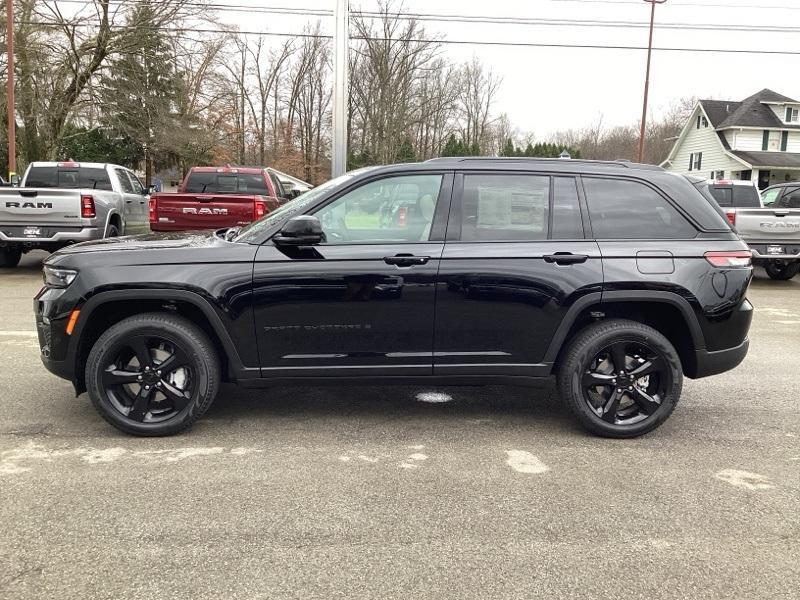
273,215,325,246
9,174,20,187
147,184,157,195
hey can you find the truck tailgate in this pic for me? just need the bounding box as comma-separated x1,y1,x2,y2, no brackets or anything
735,208,800,241
152,193,259,229
0,188,82,224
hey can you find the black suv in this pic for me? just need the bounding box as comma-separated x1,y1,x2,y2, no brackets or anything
35,158,753,438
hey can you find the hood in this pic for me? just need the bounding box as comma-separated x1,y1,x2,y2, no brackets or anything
51,230,220,256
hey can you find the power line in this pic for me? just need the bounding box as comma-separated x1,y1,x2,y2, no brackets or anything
550,0,800,9
41,0,800,34
15,19,800,56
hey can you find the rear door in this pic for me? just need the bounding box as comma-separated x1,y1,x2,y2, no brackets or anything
433,172,603,376
124,170,150,233
113,167,141,234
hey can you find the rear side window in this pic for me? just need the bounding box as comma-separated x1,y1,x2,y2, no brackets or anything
583,177,696,239
184,171,269,194
460,174,550,241
26,166,112,190
115,169,135,194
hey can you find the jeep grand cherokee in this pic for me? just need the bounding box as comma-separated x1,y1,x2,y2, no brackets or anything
35,158,753,438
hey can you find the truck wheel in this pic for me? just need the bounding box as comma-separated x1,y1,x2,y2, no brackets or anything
106,224,120,238
0,246,22,268
557,319,683,438
765,261,799,280
85,313,220,436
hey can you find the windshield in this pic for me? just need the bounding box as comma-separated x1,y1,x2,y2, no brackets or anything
232,168,377,243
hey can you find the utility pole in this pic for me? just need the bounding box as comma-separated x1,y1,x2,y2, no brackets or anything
5,0,16,181
637,0,666,164
331,0,348,177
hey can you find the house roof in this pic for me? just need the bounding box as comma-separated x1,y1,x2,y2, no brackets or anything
730,150,800,169
702,89,800,131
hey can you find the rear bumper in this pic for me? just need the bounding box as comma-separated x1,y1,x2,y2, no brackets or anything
746,243,800,262
0,227,100,244
692,338,749,379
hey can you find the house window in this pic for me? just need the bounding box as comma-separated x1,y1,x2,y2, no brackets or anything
785,107,799,123
710,170,724,180
696,115,708,129
689,152,702,171
763,130,782,151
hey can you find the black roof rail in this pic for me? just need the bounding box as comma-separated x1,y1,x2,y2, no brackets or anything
423,156,664,171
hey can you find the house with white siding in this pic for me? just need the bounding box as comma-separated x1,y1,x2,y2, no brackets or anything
661,89,800,189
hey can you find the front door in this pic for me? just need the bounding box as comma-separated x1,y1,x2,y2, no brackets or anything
253,172,452,377
433,172,603,376
758,170,771,190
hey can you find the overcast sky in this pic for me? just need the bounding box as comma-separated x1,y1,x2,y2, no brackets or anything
218,0,800,139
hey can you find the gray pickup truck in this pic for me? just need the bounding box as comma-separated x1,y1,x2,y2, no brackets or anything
0,162,150,267
691,177,800,280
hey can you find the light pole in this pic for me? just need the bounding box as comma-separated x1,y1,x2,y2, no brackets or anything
637,0,666,164
331,0,349,178
5,0,16,181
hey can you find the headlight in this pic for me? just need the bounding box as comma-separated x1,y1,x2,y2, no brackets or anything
43,265,78,288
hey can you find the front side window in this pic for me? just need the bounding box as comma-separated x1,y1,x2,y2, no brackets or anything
778,188,800,208
459,174,550,241
314,174,443,244
584,177,696,239
761,188,780,207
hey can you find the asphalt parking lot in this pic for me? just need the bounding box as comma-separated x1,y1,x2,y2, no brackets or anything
1,251,798,599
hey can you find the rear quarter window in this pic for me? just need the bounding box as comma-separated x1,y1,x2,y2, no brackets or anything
732,186,760,207
583,177,697,239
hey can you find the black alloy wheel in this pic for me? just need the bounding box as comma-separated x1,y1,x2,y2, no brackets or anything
581,340,669,426
86,313,219,436
558,319,683,438
101,335,194,424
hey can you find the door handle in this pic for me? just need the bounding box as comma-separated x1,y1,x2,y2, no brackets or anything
125,199,133,203
543,252,589,265
384,254,430,267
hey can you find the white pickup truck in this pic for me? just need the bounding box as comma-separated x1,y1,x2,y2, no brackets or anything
0,161,150,267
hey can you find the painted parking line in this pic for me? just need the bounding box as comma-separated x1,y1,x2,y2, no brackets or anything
0,331,38,337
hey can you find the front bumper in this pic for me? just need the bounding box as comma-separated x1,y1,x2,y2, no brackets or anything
34,286,80,386
692,338,749,378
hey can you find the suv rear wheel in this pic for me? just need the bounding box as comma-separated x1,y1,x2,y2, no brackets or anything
85,313,220,436
557,319,683,438
764,261,799,281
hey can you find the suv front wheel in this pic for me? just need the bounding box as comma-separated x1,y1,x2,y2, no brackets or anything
557,319,683,438
86,313,220,436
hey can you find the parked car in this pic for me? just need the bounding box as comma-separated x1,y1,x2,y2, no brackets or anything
36,158,753,438
0,161,149,267
148,166,291,231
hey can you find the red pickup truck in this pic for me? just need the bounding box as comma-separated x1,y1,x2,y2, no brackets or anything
149,166,292,231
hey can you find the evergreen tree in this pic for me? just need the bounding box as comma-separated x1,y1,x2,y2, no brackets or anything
99,2,180,184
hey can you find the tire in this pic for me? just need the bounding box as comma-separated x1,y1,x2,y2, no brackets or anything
85,312,220,436
0,246,22,268
764,261,799,281
106,223,120,238
557,319,683,438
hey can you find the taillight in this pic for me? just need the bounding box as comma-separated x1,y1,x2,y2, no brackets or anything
148,197,157,223
725,210,736,227
80,195,96,218
704,251,752,268
397,207,407,227
254,200,267,220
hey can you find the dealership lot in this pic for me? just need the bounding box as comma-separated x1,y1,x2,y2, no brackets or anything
1,251,798,599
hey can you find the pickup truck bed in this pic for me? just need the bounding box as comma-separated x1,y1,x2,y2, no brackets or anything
734,206,800,279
